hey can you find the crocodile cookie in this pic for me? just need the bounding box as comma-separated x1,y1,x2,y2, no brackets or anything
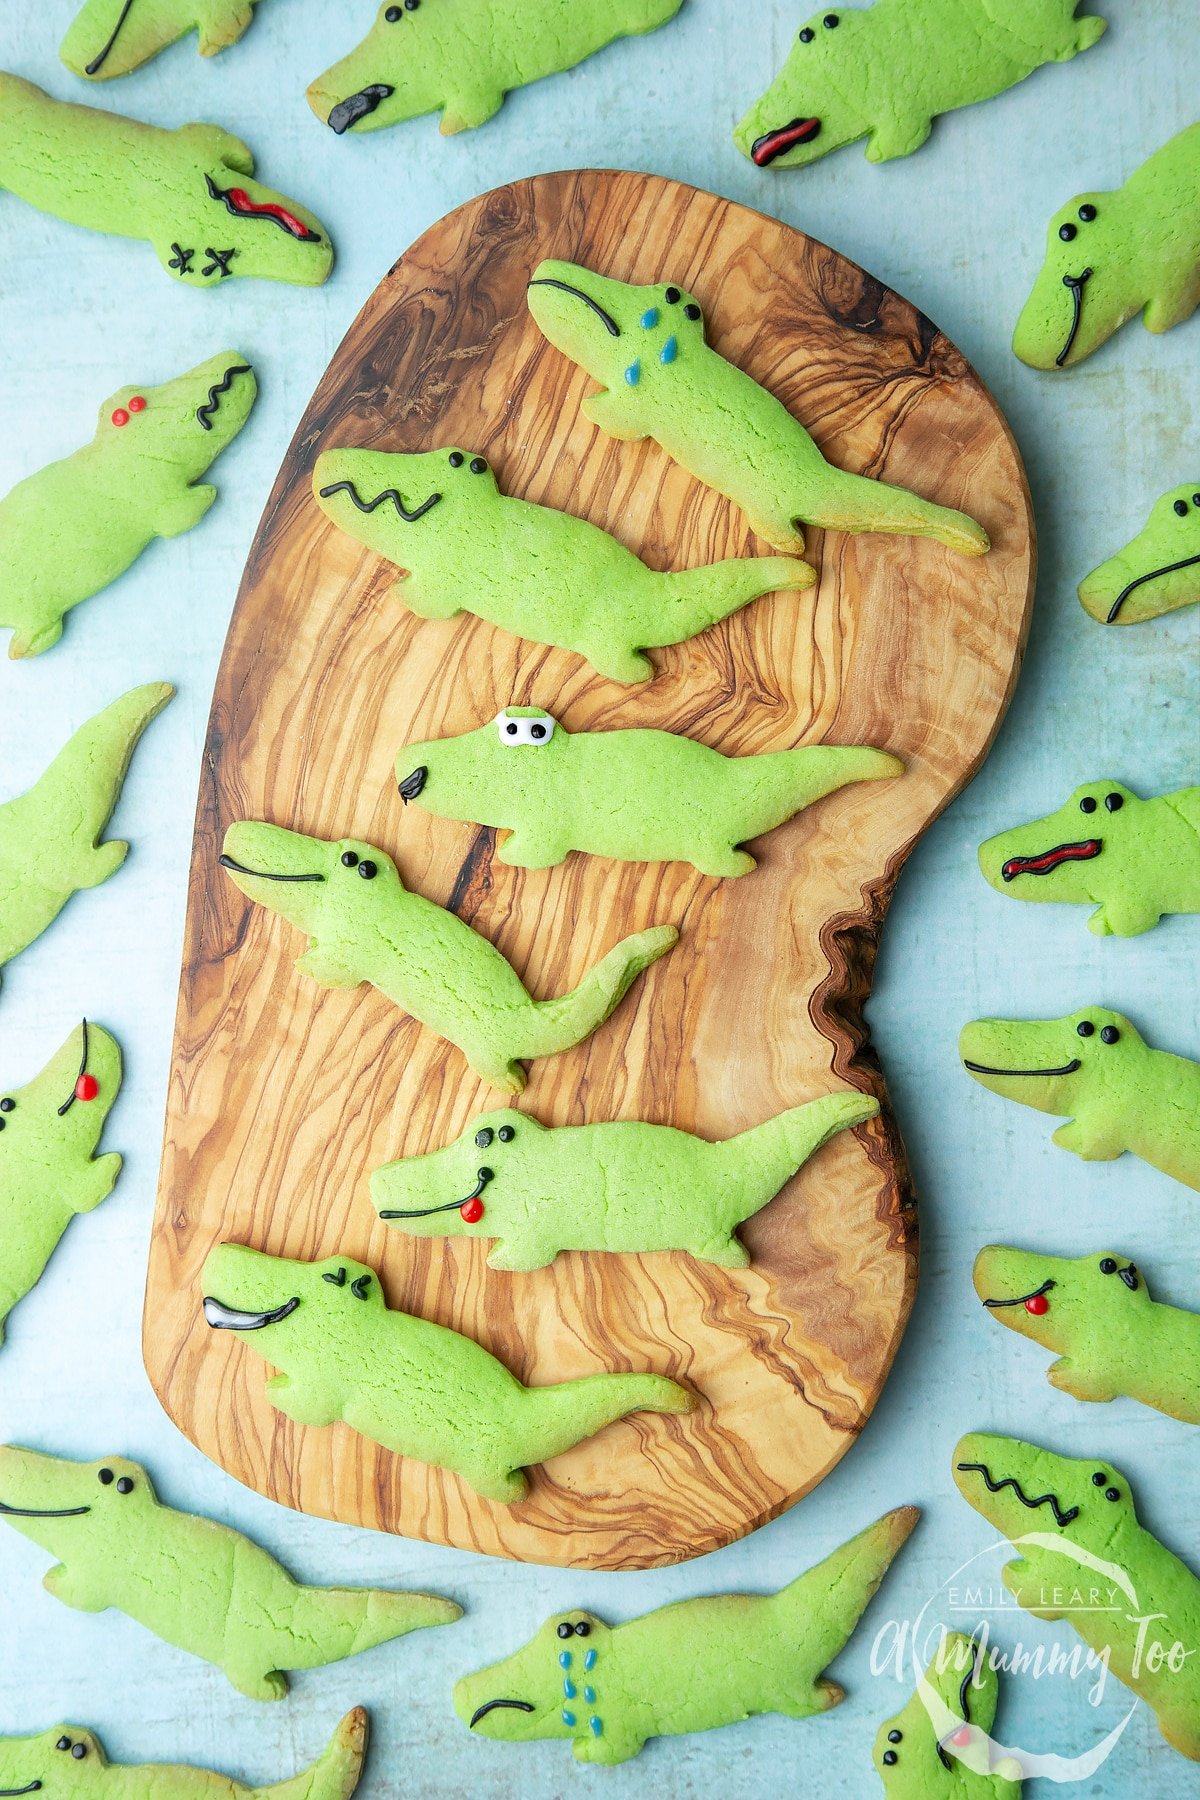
954,1433,1200,1761
1013,122,1200,370
202,1244,691,1505
975,1245,1200,1425
0,1023,121,1348
736,0,1105,171
960,1007,1200,1190
313,447,812,684
220,820,677,1093
373,1093,879,1271
397,708,902,875
0,1710,368,1798
62,0,266,78
455,1507,917,1763
308,0,684,136
0,1445,459,1700
1078,483,1200,624
874,1631,1023,1795
1,354,255,658
0,684,174,992
527,260,989,556
978,780,1200,936
0,73,332,286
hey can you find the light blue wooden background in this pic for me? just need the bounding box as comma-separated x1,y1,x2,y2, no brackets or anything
0,3,1196,1794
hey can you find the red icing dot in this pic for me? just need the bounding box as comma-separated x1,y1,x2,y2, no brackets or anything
951,1726,972,1747
128,395,146,412
111,408,129,427
460,1197,484,1224
1025,1294,1050,1315
75,1074,100,1103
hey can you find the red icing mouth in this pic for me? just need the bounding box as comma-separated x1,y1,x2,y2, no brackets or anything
1001,839,1102,881
751,117,821,166
226,187,314,240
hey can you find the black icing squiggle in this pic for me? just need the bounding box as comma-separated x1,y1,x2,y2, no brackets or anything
318,479,441,523
956,1460,1078,1528
197,364,252,431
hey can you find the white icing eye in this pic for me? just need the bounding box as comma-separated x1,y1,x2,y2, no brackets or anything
495,710,556,746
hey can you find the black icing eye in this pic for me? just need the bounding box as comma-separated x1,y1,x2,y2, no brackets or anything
574,1621,591,1637
506,721,519,736
1078,203,1097,222
530,723,547,740
799,25,814,39
1059,222,1077,242
888,1731,902,1743
1105,1487,1120,1502
1099,1257,1117,1274
358,860,378,880
323,1267,347,1286
385,4,401,17
498,1125,515,1142
1174,499,1190,516
1193,493,1200,507
469,457,487,474
823,11,839,23
448,451,464,467
475,1128,494,1148
1079,795,1097,814
1092,1471,1108,1485
0,1098,13,1112
557,1622,574,1639
56,1737,72,1751
98,1467,114,1485
664,286,680,304
341,850,359,867
1077,1021,1095,1037
882,1751,898,1766
351,1274,371,1299
683,302,701,321
116,1477,134,1495
1104,792,1123,812
1100,1025,1120,1045
71,1743,87,1759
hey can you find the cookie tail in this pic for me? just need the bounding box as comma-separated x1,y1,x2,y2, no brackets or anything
285,1584,460,1671
258,1707,369,1800
732,745,903,841
502,924,678,1064
651,555,815,644
771,1507,919,1685
808,471,989,555
516,1370,691,1470
25,682,175,841
719,1091,880,1210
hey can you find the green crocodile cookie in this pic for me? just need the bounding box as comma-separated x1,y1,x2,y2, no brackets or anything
735,0,1105,171
527,261,989,557
307,0,683,136
1013,122,1200,370
0,684,174,992
220,820,677,1093
62,0,266,79
372,1092,879,1271
202,1244,691,1505
455,1506,917,1764
2,354,256,658
0,1022,121,1348
953,1433,1200,1761
313,447,812,685
396,707,902,875
978,780,1200,936
873,1632,1022,1796
974,1244,1200,1425
959,1007,1200,1190
0,73,332,287
1078,483,1200,625
0,1444,459,1700
0,1708,367,1799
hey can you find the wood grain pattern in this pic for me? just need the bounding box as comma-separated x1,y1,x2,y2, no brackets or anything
146,169,1034,1569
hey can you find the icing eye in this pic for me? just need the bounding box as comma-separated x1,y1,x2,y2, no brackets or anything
1174,499,1189,516
0,1099,12,1112
350,1274,371,1299
506,722,518,735
128,395,146,413
684,302,701,321
664,286,680,304
1078,203,1097,221
495,710,556,745
557,1622,574,1639
530,723,546,740
475,1128,494,1148
358,860,378,880
111,408,130,426
1092,1471,1108,1484
72,1745,87,1759
116,1477,134,1494
1077,1021,1095,1037
341,850,359,867
98,1467,114,1485
799,25,815,39
56,1737,72,1751
498,1125,515,1142
448,451,464,467
477,1166,494,1182
1059,222,1077,242
1104,792,1123,812
1079,795,1097,813
1105,1486,1120,1501
385,5,402,17
1099,1257,1117,1274
823,11,839,23
888,1731,902,1743
882,1751,898,1765
469,457,487,474
1193,493,1200,507
574,1621,591,1637
323,1267,347,1286
1100,1025,1120,1044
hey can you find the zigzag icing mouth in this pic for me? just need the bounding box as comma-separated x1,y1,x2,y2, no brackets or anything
1001,839,1102,881
203,1295,300,1331
751,117,821,166
204,174,320,242
956,1459,1079,1528
317,478,441,523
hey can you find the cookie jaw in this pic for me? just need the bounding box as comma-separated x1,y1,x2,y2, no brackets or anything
307,5,447,136
454,1613,609,1747
1078,485,1200,625
732,9,869,169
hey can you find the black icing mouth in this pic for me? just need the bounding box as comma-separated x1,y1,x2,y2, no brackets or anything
0,1498,90,1519
318,478,441,523
327,84,395,134
84,0,135,73
1105,549,1200,623
956,1460,1078,1529
963,1057,1081,1079
57,1018,91,1118
218,854,325,885
469,1698,535,1730
398,766,428,803
380,1166,493,1220
751,117,821,166
196,364,252,432
1055,268,1093,367
983,1279,1057,1309
0,1782,42,1795
203,1295,300,1332
1001,839,1102,881
527,278,621,338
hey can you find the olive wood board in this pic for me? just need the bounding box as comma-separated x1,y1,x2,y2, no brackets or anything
147,168,1035,1569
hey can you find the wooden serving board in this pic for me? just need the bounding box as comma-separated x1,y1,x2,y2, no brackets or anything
147,169,1034,1569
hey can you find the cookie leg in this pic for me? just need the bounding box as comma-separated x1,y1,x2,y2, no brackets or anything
583,644,655,684
82,840,130,887
693,845,757,878
866,113,933,163
43,1563,107,1611
1143,273,1200,336
155,484,217,538
496,827,572,871
226,1662,289,1703
198,0,255,54
1052,1118,1124,1160
695,1237,752,1270
8,616,64,659
1047,1356,1118,1403
265,1374,339,1428
440,87,506,135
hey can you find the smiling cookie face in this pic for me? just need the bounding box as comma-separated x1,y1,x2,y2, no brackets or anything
0,1726,109,1795
1078,483,1200,624
734,9,870,169
0,1445,152,1563
959,1007,1141,1116
974,1245,1147,1353
372,1108,537,1240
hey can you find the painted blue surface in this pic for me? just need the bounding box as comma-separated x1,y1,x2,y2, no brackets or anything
0,2,1196,1794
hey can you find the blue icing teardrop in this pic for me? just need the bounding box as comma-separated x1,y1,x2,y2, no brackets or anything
583,1648,597,1671
659,335,678,365
563,1679,576,1699
583,1686,596,1704
589,1716,604,1737
562,1709,576,1727
624,360,641,386
640,307,660,329
559,1650,572,1670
